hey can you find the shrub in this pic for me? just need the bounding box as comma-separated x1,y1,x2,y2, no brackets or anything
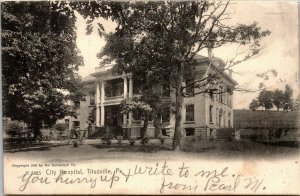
5,121,23,138
101,134,111,145
129,137,136,146
116,135,123,145
216,128,234,141
72,140,79,148
191,135,198,142
53,123,67,133
140,136,149,145
158,136,165,144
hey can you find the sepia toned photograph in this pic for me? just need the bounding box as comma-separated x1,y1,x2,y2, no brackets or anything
2,0,300,195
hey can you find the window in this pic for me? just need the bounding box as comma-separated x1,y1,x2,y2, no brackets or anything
228,95,232,107
162,129,168,136
216,108,218,125
186,78,194,96
209,90,214,101
223,111,226,127
105,78,124,97
133,109,142,120
162,107,170,122
89,94,95,106
216,86,219,101
148,113,153,121
228,113,231,127
209,105,213,123
65,119,69,125
162,84,170,97
186,105,194,122
73,121,80,128
219,110,223,127
220,86,223,103
185,128,195,136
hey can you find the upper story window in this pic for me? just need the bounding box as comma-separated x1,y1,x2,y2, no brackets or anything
209,105,213,123
186,78,194,96
219,86,224,103
89,94,95,106
161,107,170,122
105,78,124,97
186,104,194,122
228,112,231,127
162,83,170,97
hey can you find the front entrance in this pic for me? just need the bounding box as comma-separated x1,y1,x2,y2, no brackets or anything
104,105,123,137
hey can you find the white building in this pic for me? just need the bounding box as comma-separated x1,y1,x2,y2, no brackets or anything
73,54,237,139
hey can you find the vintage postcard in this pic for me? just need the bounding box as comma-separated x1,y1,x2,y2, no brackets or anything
2,0,300,195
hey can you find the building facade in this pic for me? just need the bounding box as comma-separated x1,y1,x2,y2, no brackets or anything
72,54,237,139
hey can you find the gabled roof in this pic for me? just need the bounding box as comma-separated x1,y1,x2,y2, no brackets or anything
234,109,300,129
194,54,238,86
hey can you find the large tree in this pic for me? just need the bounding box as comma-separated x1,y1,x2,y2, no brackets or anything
257,90,274,110
282,84,294,111
2,2,84,137
273,89,284,111
92,1,270,150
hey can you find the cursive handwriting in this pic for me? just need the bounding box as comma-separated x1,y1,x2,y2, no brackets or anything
18,172,51,191
121,161,173,182
16,162,266,194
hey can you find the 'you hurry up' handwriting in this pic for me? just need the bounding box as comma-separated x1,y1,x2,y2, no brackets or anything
17,161,266,194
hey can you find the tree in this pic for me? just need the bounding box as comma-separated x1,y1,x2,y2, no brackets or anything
120,95,152,140
249,99,260,111
2,2,84,137
257,90,274,110
293,95,300,110
282,85,293,111
94,1,270,150
273,89,284,111
5,121,23,138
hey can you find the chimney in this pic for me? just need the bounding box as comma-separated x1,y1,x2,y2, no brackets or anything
208,48,213,59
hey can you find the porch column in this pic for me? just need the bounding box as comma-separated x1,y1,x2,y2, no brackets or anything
100,81,105,126
123,76,128,99
95,82,100,127
128,76,133,127
129,76,133,98
122,76,128,127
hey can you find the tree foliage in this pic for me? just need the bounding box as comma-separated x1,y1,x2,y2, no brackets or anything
5,121,23,137
257,90,274,110
2,2,84,136
249,85,295,111
249,99,260,111
94,1,270,150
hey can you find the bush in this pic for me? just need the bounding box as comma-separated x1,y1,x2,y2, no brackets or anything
5,121,23,137
53,123,67,133
116,135,123,145
216,128,234,141
140,136,150,145
191,135,198,142
129,137,136,146
101,134,111,145
72,140,79,148
158,136,165,144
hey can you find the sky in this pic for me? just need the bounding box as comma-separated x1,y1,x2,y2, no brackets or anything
75,1,300,109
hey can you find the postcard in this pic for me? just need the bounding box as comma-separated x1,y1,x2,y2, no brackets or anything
2,0,300,195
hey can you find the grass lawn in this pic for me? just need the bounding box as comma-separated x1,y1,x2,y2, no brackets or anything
3,138,299,162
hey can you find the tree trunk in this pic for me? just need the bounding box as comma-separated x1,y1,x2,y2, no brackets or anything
173,62,184,151
141,112,149,138
154,109,162,138
32,118,41,138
